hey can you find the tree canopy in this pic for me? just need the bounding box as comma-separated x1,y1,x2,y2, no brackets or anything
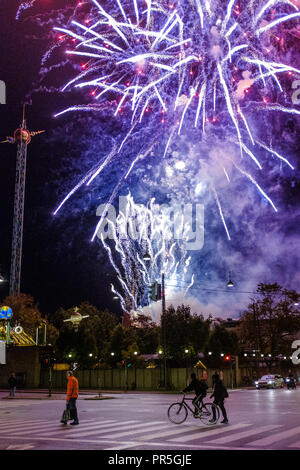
239,283,300,356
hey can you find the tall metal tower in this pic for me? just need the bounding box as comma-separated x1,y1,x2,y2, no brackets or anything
1,106,44,296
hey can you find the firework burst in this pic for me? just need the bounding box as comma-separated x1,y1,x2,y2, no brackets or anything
18,0,300,314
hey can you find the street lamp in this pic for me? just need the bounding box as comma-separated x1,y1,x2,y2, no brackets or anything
143,252,151,262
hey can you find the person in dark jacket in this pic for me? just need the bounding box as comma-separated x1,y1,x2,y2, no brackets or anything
182,372,208,416
210,374,229,423
8,373,17,397
212,371,219,387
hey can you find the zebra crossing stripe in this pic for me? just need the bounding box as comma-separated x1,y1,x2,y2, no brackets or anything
105,423,174,440
0,420,47,430
0,421,50,433
73,421,166,440
138,425,206,441
207,424,282,445
169,423,251,443
248,426,300,447
6,420,95,436
38,420,137,437
289,440,300,448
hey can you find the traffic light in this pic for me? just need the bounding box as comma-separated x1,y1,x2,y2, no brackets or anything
224,355,231,362
149,282,162,301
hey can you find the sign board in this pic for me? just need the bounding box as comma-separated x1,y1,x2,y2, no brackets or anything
0,306,13,320
53,364,70,371
0,342,6,364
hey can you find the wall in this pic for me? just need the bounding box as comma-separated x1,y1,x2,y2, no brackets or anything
40,366,242,390
0,346,40,388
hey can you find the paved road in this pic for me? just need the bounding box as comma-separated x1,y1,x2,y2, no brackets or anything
0,388,300,450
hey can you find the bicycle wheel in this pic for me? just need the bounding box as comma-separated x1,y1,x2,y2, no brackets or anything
168,402,188,424
199,402,220,425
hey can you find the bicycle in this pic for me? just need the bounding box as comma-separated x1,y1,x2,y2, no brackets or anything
167,393,220,426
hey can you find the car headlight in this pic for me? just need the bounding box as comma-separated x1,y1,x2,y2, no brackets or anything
255,381,258,385
268,380,273,384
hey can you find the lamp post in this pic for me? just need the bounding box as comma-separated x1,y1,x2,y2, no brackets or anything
110,352,115,388
161,272,167,388
143,253,167,388
133,351,138,390
97,357,102,398
185,348,189,385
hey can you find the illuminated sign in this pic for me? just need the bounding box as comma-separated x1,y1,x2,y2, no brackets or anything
0,306,13,320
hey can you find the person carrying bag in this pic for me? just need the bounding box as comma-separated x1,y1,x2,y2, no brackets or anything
60,403,71,425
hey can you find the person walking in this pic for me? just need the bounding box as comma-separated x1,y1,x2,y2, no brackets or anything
66,371,79,425
8,373,17,397
210,374,229,424
212,371,219,387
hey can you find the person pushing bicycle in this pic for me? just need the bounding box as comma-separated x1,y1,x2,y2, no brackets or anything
182,372,208,416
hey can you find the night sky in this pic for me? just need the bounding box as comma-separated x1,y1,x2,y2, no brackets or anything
0,0,123,316
0,1,299,321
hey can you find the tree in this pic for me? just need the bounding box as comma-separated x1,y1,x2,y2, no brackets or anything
239,283,300,356
52,302,118,367
104,323,140,366
206,324,239,356
131,314,160,355
161,304,211,365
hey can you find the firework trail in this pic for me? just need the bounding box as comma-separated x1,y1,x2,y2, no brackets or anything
19,0,300,314
16,1,37,20
98,193,191,314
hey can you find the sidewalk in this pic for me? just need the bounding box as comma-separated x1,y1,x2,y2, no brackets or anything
0,389,114,400
0,387,255,399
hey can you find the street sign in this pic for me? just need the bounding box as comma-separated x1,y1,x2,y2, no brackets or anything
0,306,13,320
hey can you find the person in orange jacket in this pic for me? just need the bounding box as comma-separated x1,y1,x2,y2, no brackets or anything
66,371,79,425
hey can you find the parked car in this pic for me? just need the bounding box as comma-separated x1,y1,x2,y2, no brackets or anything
255,374,284,389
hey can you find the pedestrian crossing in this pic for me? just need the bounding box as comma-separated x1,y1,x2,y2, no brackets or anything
1,417,300,449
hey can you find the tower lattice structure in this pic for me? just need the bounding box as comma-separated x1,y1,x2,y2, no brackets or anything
1,106,44,296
